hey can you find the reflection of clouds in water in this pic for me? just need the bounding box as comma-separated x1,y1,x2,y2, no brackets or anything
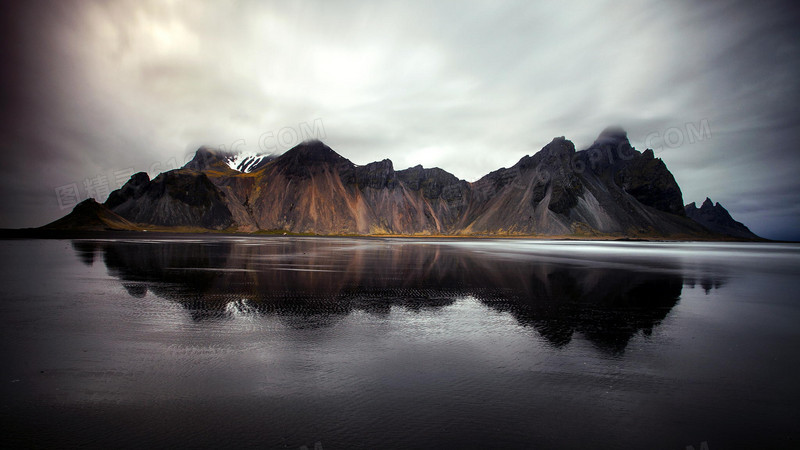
72,237,694,355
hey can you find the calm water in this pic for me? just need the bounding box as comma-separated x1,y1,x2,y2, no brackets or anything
1,236,799,449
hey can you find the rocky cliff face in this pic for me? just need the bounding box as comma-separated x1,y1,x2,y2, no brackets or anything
456,128,704,236
685,198,760,239
237,140,471,234
104,169,234,230
49,128,747,237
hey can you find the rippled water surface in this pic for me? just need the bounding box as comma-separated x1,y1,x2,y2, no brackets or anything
1,236,799,448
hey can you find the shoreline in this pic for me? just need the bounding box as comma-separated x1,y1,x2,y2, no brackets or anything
0,228,780,243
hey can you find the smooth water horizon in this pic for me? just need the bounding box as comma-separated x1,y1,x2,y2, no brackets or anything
1,236,799,449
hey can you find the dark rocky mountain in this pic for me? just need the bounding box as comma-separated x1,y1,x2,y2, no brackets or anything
685,198,760,239
105,169,234,229
45,127,753,238
454,128,704,236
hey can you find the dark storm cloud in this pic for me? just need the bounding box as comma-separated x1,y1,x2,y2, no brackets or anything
1,0,798,239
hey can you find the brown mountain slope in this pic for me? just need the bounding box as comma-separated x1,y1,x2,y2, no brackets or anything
216,141,471,234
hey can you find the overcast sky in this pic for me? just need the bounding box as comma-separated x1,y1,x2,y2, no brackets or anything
1,0,799,239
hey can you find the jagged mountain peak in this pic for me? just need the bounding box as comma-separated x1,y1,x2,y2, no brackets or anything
279,140,349,164
371,158,394,168
487,137,572,174
685,198,760,239
105,172,150,210
120,171,150,188
184,146,235,171
541,136,576,157
359,158,395,174
399,164,447,175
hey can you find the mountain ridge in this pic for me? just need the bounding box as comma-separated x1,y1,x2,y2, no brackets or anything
685,198,760,239
42,128,760,239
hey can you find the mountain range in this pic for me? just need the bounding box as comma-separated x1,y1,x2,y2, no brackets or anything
44,127,760,239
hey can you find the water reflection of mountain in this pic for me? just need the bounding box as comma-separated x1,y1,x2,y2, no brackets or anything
74,238,698,354
685,274,727,294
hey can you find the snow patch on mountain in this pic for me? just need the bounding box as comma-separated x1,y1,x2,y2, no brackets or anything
226,152,276,173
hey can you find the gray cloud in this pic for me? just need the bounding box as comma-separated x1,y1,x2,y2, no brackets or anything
1,0,798,239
